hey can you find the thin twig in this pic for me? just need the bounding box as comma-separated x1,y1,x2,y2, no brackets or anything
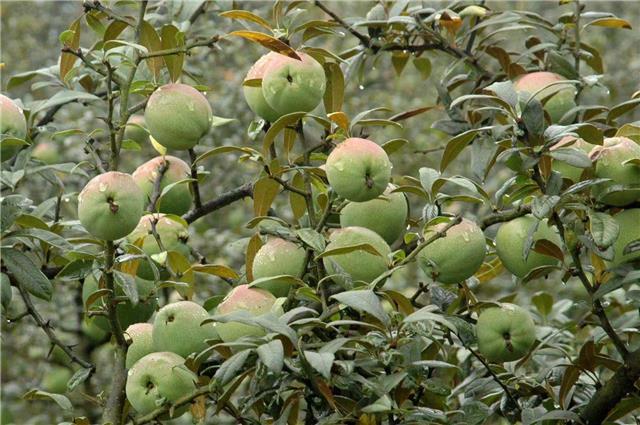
188,148,202,209
14,280,94,371
314,1,371,47
147,161,169,212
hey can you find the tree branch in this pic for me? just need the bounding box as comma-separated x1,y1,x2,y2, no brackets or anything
314,1,371,47
147,160,168,212
188,148,202,209
132,387,211,424
480,205,532,230
581,348,640,425
14,279,94,371
182,182,254,224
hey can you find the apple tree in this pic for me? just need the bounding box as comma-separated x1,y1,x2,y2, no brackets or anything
1,1,640,424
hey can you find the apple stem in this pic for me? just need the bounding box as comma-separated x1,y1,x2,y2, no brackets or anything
503,332,514,352
365,173,374,189
107,197,119,214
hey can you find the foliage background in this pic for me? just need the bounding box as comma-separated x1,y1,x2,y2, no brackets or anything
1,1,639,424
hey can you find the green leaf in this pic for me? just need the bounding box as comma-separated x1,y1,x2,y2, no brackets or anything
1,248,52,301
253,177,280,217
532,292,553,317
23,389,72,410
589,212,619,249
404,305,457,332
323,62,344,114
296,228,325,252
189,264,239,280
381,138,408,155
31,90,101,115
6,228,72,250
257,339,284,373
361,394,392,413
549,148,591,168
67,368,92,392
330,290,390,326
413,57,432,79
440,128,486,172
316,243,383,260
263,112,306,155
214,349,251,386
303,350,334,379
113,271,138,305
160,25,185,82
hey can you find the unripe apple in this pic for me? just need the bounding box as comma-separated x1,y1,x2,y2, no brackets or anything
252,238,307,297
144,83,212,150
323,226,391,285
590,137,640,206
243,53,284,123
152,301,217,358
124,115,149,145
82,274,156,332
41,366,72,393
1,94,28,162
126,213,191,280
495,216,562,278
476,303,536,363
31,142,60,165
1,273,12,313
261,52,326,117
326,138,392,202
340,184,408,245
215,284,277,342
81,318,109,344
77,171,145,241
551,136,595,182
125,351,197,416
132,155,193,215
514,72,576,123
125,323,154,369
610,209,640,267
417,218,486,284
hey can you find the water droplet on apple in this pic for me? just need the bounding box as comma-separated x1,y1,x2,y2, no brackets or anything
99,183,107,192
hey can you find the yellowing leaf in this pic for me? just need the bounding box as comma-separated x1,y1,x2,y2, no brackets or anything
328,112,349,133
220,10,272,31
585,18,632,30
59,18,81,82
253,176,280,217
229,31,300,59
246,233,263,282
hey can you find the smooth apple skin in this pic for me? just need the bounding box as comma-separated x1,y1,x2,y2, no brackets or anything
125,323,154,369
609,209,640,267
261,52,326,117
495,216,562,278
0,94,28,162
326,138,392,202
152,301,217,358
243,52,284,123
77,171,145,241
590,137,640,206
340,184,408,245
514,72,576,123
145,83,212,150
476,303,536,363
252,238,307,297
417,218,486,284
125,352,197,416
323,226,391,286
215,284,277,342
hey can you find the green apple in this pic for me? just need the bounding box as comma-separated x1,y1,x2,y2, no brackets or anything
41,366,72,393
132,155,193,215
339,184,408,245
82,274,157,332
124,115,149,145
251,237,307,297
261,52,326,117
243,52,284,123
326,138,392,202
81,318,109,344
590,137,640,206
514,72,576,123
31,142,60,165
215,284,277,342
477,303,536,363
323,226,391,285
1,94,28,162
609,209,640,268
125,351,197,416
77,171,145,241
125,323,154,369
152,301,217,358
126,213,191,280
417,218,486,284
145,83,212,150
1,272,12,313
495,216,562,278
551,136,595,182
